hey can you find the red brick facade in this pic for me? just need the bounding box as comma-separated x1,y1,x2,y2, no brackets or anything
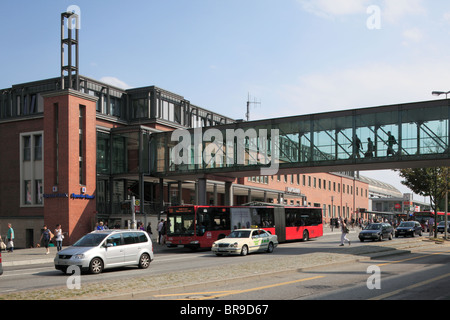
43,90,98,244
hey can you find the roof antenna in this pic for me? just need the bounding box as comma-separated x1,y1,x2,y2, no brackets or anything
246,93,261,121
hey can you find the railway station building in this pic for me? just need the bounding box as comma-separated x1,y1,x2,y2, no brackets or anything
0,74,386,248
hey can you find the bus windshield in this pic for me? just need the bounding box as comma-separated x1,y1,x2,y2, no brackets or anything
167,207,196,236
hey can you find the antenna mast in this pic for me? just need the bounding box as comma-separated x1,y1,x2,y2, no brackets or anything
246,93,261,121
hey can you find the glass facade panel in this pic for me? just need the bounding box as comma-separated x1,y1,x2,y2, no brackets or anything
402,106,448,156
97,132,110,175
132,98,148,119
313,116,353,161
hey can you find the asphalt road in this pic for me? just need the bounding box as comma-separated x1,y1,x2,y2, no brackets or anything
151,244,450,300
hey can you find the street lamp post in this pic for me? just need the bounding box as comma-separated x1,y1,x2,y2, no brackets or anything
432,91,449,240
432,91,450,99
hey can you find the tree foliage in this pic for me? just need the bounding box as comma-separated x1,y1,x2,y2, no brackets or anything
395,167,449,235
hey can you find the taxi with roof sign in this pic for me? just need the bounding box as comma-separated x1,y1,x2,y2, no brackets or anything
212,228,278,256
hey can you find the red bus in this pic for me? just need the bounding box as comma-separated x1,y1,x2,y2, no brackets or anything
165,204,323,249
413,211,450,231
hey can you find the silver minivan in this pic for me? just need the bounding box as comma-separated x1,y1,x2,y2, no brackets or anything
54,230,154,274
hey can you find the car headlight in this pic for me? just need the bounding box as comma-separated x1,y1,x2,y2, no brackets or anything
212,243,218,247
231,242,239,248
73,254,85,259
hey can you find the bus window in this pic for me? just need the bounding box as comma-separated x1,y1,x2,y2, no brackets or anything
286,208,322,226
204,207,231,232
252,208,275,228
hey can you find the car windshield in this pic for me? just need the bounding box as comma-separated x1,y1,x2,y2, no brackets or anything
72,233,109,247
399,222,415,228
365,224,382,230
438,221,447,226
227,230,251,238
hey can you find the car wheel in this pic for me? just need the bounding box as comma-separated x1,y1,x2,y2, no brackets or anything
267,242,274,253
240,245,248,256
89,257,104,274
138,253,151,269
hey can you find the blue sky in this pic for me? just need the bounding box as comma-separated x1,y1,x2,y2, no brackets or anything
2,0,448,199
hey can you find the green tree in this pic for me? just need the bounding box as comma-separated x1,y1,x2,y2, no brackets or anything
395,167,449,237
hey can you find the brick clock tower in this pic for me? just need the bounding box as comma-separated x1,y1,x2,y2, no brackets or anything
43,89,98,244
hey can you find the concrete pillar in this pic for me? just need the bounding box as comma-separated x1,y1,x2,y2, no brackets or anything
159,178,164,220
213,184,218,205
197,178,207,205
225,181,234,206
178,181,183,205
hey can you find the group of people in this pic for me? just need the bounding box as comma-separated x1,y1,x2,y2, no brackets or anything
39,224,65,254
2,218,168,254
350,131,397,159
0,223,65,255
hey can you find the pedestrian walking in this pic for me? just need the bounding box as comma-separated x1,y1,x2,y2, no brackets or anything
54,224,64,252
365,137,374,158
339,218,351,246
157,219,164,244
146,222,153,237
349,135,363,158
386,131,397,156
39,225,54,255
6,223,14,252
161,220,168,245
429,217,435,237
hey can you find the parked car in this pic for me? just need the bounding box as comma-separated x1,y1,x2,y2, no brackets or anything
437,221,450,233
54,229,154,274
358,223,394,242
395,221,422,237
212,229,278,256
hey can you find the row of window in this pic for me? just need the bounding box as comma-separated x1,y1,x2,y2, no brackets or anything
248,174,368,197
24,179,43,205
1,78,234,131
21,133,44,206
23,134,42,161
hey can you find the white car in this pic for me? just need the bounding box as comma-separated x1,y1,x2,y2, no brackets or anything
54,230,154,274
212,229,278,256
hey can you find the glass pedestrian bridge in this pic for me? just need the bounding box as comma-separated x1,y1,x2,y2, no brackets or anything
150,99,450,179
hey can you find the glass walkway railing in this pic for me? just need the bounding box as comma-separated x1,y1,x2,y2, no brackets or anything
150,99,450,178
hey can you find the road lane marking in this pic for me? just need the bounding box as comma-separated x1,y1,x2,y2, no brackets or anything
369,272,450,300
155,275,325,300
376,249,450,267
